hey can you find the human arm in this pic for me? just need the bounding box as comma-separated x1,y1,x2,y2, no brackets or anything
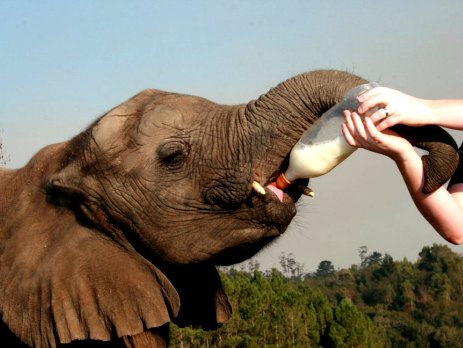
342,111,463,244
357,87,463,131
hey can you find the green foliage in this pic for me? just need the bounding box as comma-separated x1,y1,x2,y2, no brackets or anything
171,270,386,347
309,244,463,347
171,244,463,347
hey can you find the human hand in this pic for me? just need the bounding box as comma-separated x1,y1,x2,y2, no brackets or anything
356,87,434,132
342,110,415,162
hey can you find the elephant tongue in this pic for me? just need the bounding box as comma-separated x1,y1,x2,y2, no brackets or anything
267,184,284,202
267,181,315,202
267,173,293,203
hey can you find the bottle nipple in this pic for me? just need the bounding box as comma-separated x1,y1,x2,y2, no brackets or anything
271,173,315,197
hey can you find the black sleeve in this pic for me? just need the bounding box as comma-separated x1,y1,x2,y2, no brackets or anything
448,142,463,188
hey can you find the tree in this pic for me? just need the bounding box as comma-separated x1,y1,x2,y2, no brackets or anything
328,298,388,347
365,251,383,266
316,260,335,277
279,253,304,279
373,253,395,279
358,245,368,266
172,244,463,347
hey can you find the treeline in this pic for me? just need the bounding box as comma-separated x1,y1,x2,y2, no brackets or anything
170,244,463,347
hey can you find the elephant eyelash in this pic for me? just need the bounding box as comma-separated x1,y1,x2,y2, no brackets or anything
157,140,190,169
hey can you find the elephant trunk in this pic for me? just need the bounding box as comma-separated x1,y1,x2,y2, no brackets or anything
243,70,458,193
392,124,459,193
242,70,365,167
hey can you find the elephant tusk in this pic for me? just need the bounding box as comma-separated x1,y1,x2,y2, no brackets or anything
252,181,266,195
302,186,315,197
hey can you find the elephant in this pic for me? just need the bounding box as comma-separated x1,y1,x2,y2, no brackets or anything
0,70,458,347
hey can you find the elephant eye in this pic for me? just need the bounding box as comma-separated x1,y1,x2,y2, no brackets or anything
157,140,190,169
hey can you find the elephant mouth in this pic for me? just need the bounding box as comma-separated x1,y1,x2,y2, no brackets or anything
252,174,312,205
207,163,311,265
212,181,306,266
249,175,311,229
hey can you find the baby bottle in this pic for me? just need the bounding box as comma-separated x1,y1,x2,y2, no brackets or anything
275,82,380,189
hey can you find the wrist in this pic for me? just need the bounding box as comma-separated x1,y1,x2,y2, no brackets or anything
422,99,439,124
389,142,417,164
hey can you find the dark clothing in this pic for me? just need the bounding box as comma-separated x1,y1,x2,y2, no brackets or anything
448,142,463,188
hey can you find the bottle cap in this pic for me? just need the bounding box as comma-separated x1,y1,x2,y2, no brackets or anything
274,172,292,190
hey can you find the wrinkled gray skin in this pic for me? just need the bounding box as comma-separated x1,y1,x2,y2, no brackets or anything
0,70,458,347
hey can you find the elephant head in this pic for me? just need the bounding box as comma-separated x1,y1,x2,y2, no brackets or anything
0,70,458,347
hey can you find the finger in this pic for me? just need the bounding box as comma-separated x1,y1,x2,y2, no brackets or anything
341,123,358,147
343,111,364,147
343,110,356,134
368,108,389,124
376,114,400,132
356,87,379,102
352,112,367,140
357,86,392,102
358,94,388,114
363,117,384,143
343,109,351,121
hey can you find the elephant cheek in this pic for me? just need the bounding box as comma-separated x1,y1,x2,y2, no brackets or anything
209,224,291,265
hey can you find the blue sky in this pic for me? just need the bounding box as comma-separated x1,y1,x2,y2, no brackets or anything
2,1,463,271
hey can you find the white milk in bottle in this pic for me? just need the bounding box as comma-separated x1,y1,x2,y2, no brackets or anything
285,135,354,179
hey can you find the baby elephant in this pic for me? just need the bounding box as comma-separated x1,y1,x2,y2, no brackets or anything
0,70,458,347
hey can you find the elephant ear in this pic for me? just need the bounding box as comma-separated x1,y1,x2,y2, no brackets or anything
162,264,232,329
0,208,180,348
393,124,459,194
